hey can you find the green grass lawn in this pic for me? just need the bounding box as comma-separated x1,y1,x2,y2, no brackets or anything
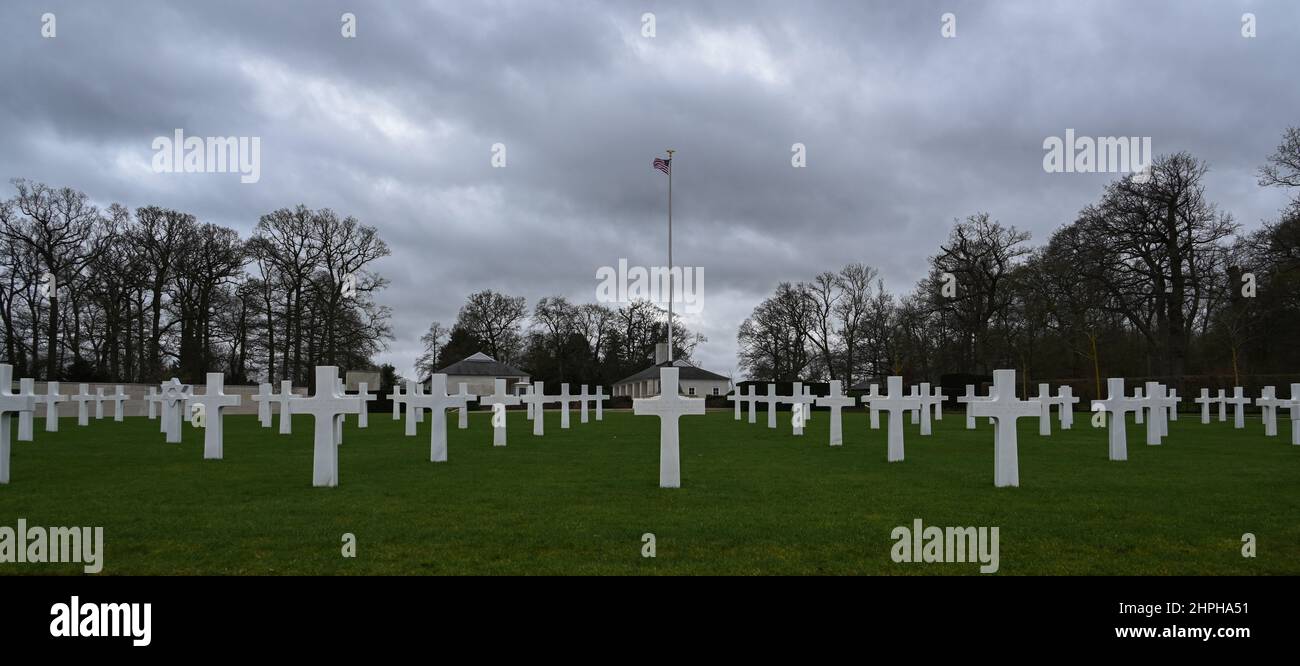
1,408,1296,575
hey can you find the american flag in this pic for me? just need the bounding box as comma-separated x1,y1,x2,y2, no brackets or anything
652,157,671,175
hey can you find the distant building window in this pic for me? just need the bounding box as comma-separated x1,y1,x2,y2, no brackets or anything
688,387,696,396
712,387,719,395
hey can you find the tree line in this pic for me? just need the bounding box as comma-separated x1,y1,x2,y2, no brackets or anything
0,180,393,387
738,129,1300,397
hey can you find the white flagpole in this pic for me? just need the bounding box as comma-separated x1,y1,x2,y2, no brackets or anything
666,149,674,364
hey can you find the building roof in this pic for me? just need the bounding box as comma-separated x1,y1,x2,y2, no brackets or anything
436,352,529,378
615,359,731,385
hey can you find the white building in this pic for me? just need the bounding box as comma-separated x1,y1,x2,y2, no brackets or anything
613,344,731,398
433,352,530,396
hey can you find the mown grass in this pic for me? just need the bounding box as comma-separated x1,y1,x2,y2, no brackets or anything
0,408,1295,575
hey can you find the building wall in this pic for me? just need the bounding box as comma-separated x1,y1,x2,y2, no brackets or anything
14,382,309,417
444,375,530,398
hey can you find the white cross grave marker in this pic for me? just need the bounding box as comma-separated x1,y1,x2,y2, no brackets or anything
38,382,67,432
594,385,609,421
1133,387,1144,424
522,381,556,436
388,382,404,420
1225,387,1250,429
557,383,578,429
159,378,189,443
355,382,376,428
816,380,856,447
480,378,521,446
1091,377,1139,461
522,383,535,421
1034,383,1055,436
728,386,742,420
970,369,1041,487
915,382,934,436
145,386,161,420
17,378,36,441
289,366,361,487
632,367,706,488
271,380,294,435
251,382,274,427
92,387,106,420
1194,388,1213,424
1142,381,1164,445
1284,383,1300,446
578,384,592,424
756,383,781,429
0,365,36,484
404,379,422,437
1058,386,1080,429
405,374,472,462
909,385,921,425
787,381,816,436
190,372,241,460
71,384,94,426
873,376,921,463
1255,386,1281,437
864,383,881,430
1167,388,1181,422
930,385,945,421
107,385,128,422
1216,389,1227,422
456,382,473,429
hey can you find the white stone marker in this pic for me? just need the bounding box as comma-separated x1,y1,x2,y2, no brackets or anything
728,386,743,420
406,374,472,462
1225,387,1249,429
757,384,781,429
92,387,106,420
1285,383,1300,446
802,385,814,422
332,377,347,445
107,386,128,422
957,384,980,430
456,382,473,429
289,366,361,487
1133,387,1144,424
159,378,189,443
737,385,757,424
190,372,241,460
558,383,578,429
251,382,274,427
578,384,592,424
38,382,67,432
1167,388,1181,422
930,385,945,421
355,382,376,428
271,380,294,435
388,383,404,420
594,385,609,421
522,384,535,421
480,378,521,446
915,382,934,436
0,365,37,484
413,382,425,423
1058,386,1079,429
816,380,856,447
970,369,1040,488
632,367,706,489
522,381,555,436
787,381,815,436
1034,383,1054,436
1142,381,1164,446
1092,378,1139,462
1256,387,1281,437
1155,384,1176,439
1194,388,1213,424
1216,389,1227,421
71,384,94,426
145,387,161,419
909,385,921,425
864,383,881,429
17,378,36,441
873,376,921,463
404,379,422,437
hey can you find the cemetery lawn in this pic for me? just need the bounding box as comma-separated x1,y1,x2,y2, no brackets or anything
1,411,1296,575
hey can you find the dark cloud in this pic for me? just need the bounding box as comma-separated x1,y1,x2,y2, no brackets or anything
2,0,1296,378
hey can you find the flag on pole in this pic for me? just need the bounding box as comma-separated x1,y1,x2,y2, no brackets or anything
653,157,671,175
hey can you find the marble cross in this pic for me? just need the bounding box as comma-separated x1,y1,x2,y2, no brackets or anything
412,382,426,422
1058,386,1080,429
290,366,361,487
107,386,128,422
1167,388,1181,422
802,385,814,422
1132,387,1144,424
38,382,67,432
522,383,535,421
355,382,376,428
1142,381,1165,446
455,382,474,429
522,381,555,436
388,382,404,420
1284,383,1300,446
1193,388,1214,424
632,367,706,488
578,384,592,424
404,379,422,437
1225,387,1250,429
735,385,756,424
1155,383,1177,439
1034,383,1055,436
930,385,945,421
93,387,106,420
145,386,161,420
271,380,294,435
1216,389,1227,422
251,382,274,427
908,385,921,425
189,372,241,460
864,383,881,430
17,378,36,442
1255,386,1281,437
480,378,521,446
787,381,816,436
71,384,95,426
915,382,934,436
873,376,921,462
406,374,473,462
557,383,577,429
970,369,1041,488
727,386,743,420
1091,377,1139,461
594,385,609,421
159,378,189,443
0,365,36,484
816,380,856,447
755,383,781,429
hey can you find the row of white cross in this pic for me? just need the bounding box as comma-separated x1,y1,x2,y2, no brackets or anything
2,362,1295,490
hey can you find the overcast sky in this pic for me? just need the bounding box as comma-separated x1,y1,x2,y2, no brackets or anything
2,1,1297,381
